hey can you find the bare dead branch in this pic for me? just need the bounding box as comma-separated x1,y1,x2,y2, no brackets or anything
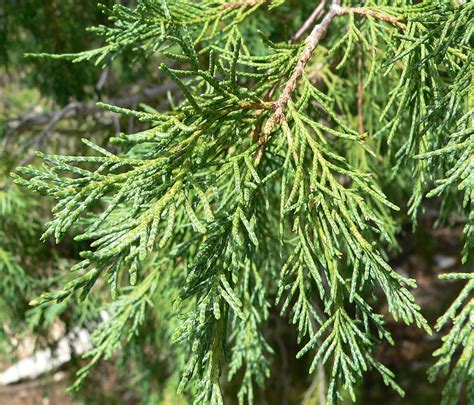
5,82,177,136
292,0,327,42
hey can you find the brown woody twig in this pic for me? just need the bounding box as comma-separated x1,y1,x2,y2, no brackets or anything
339,7,406,30
223,0,269,10
357,40,365,134
256,0,342,163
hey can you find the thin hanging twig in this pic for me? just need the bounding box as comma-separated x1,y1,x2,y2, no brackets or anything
357,40,365,134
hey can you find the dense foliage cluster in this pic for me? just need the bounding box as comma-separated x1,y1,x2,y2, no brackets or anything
1,0,472,404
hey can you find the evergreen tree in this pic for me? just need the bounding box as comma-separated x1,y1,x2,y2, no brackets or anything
8,0,472,403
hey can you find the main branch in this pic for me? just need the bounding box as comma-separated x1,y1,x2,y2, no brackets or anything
256,1,407,161
257,0,341,162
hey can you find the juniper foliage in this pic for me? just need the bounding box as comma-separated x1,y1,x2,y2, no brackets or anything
13,0,472,403
428,273,473,405
0,174,34,352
